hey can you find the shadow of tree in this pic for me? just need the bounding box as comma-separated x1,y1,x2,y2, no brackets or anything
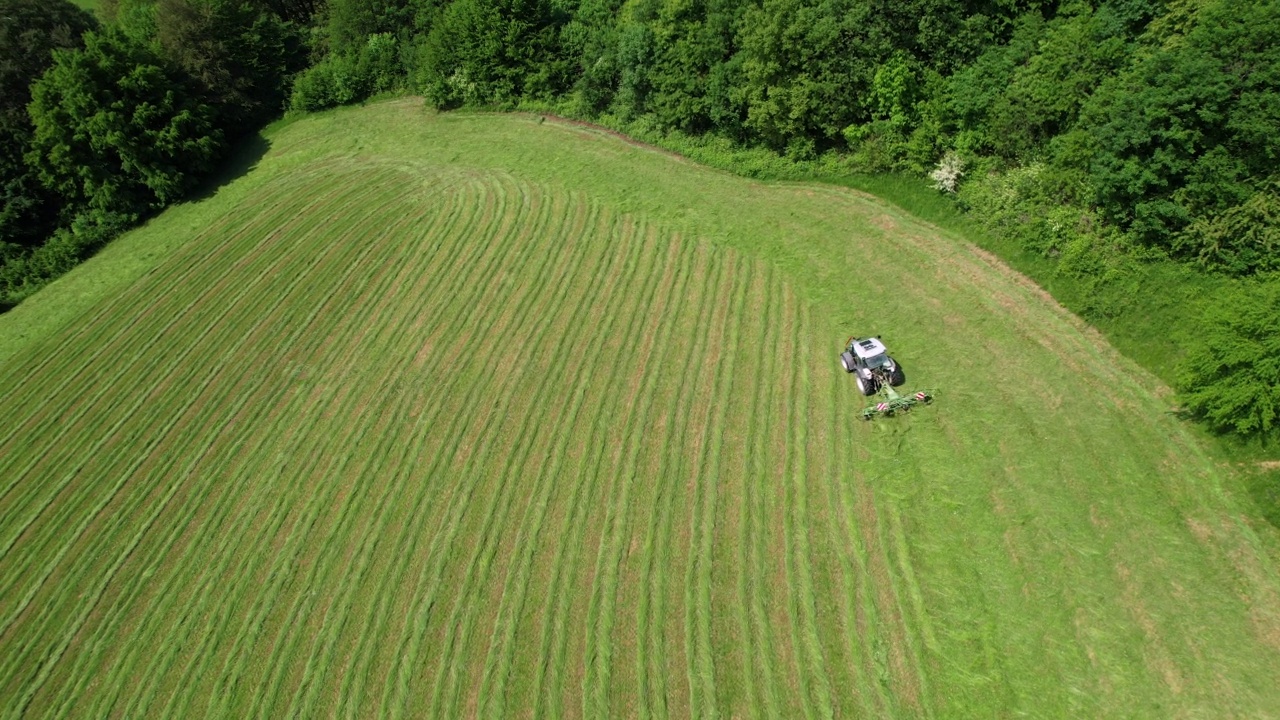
187,131,273,203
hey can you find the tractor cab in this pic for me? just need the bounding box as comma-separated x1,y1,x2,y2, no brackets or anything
850,337,888,361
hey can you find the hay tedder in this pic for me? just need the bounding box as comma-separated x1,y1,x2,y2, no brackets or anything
840,336,936,419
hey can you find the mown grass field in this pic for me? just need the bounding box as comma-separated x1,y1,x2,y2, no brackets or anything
2,99,1279,718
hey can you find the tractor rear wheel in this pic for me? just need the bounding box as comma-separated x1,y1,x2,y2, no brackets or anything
889,364,906,387
840,352,856,373
855,374,877,396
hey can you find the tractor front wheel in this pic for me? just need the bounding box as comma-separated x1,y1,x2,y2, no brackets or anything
840,352,856,373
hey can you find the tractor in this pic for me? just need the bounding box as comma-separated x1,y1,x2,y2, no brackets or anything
840,336,935,419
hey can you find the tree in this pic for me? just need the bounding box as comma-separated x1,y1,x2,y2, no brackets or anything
418,0,568,108
1177,277,1280,438
0,0,96,247
1074,0,1280,246
327,0,415,54
155,0,307,136
27,28,223,217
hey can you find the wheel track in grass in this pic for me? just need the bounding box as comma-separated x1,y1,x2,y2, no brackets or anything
0,171,408,718
0,178,286,413
242,172,540,719
0,168,348,485
871,493,931,716
373,176,604,720
634,247,721,720
429,197,622,720
683,251,751,719
488,218,658,720
469,208,638,718
0,181,380,695
0,170,387,576
730,267,774,718
857,436,934,717
580,236,697,718
785,302,836,719
709,265,767,717
417,192,607,720
366,182,583,718
835,456,902,715
74,173,476,720
372,187,569,719
765,285,806,717
824,370,888,717
37,178,443,717
887,502,939,718
0,157,360,391
309,186,593,720
199,174,504,720
628,245,716,718
527,223,675,720
153,181,471,719
328,193,600,720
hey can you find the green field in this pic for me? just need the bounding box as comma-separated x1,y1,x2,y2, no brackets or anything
2,99,1279,718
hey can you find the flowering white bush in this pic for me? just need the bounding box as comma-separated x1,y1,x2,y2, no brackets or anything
929,151,966,194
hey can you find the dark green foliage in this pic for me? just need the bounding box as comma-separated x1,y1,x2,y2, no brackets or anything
418,0,567,107
1177,277,1280,439
327,0,415,54
255,0,321,24
26,28,223,215
290,33,402,112
0,211,132,304
0,0,97,119
1074,0,1280,247
155,0,308,136
0,0,96,247
1175,183,1280,275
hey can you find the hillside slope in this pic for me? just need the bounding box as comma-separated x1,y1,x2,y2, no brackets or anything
1,99,1278,718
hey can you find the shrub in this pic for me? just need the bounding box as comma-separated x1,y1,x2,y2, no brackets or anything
290,33,401,113
0,211,131,303
1176,277,1280,438
929,151,965,194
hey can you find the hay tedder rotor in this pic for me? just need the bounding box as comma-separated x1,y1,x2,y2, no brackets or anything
840,336,936,419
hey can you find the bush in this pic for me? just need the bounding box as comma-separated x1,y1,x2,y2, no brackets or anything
290,33,401,113
1176,277,1280,438
1174,183,1280,276
0,211,132,303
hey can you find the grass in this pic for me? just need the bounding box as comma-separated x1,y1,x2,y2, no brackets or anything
1,99,1279,718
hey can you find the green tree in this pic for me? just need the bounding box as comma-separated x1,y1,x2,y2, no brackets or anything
26,28,223,216
155,0,308,135
1177,277,1280,438
0,0,96,247
327,0,415,54
418,0,568,108
1074,0,1280,246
